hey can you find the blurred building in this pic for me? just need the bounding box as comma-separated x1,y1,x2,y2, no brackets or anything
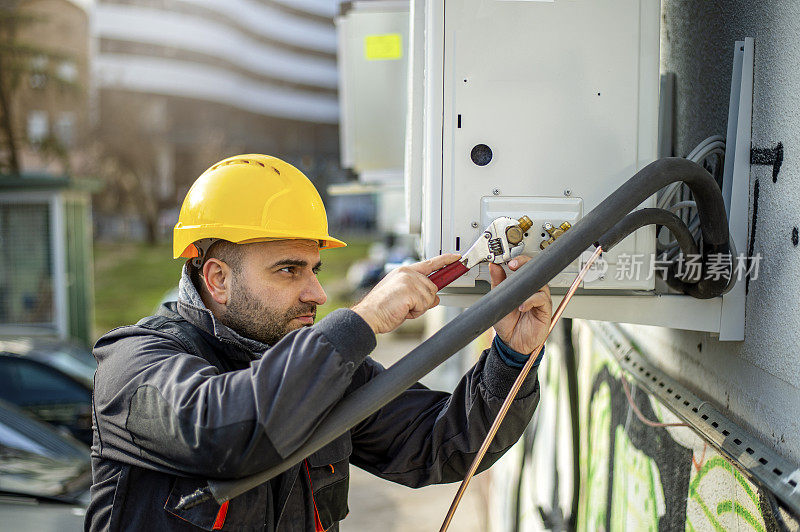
0,1,95,345
92,0,347,240
2,0,91,175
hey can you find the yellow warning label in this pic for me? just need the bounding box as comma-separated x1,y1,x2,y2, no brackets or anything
364,34,403,60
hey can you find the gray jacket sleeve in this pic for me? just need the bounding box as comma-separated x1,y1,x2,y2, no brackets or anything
92,309,376,479
348,345,540,488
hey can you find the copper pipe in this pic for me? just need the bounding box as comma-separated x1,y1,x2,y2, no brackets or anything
439,246,604,532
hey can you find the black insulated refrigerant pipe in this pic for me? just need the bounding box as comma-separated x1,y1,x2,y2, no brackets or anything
596,206,732,298
596,207,699,257
177,157,730,509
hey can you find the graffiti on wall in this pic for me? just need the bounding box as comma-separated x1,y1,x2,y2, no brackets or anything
488,321,799,531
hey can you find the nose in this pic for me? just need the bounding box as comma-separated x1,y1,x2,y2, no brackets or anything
301,273,327,306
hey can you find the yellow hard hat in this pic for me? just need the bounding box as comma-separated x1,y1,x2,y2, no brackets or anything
173,154,346,259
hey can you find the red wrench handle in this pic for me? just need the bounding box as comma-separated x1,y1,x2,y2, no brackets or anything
428,261,470,290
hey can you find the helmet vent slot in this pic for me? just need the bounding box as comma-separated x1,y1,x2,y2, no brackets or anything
211,159,269,171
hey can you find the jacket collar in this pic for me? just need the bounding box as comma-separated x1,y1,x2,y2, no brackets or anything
176,264,269,356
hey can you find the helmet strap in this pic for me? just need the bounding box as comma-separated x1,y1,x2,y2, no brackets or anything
190,238,218,269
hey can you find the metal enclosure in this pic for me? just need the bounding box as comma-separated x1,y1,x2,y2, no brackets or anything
414,0,661,290
405,0,747,340
336,1,410,183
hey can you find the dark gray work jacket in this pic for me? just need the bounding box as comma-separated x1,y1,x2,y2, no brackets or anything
85,297,540,531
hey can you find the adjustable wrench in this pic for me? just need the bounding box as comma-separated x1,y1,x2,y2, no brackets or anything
428,216,533,290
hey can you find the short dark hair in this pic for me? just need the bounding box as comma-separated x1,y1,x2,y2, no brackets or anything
188,239,245,294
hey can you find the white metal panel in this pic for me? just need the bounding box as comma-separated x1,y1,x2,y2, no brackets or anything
420,0,661,290
336,15,354,168
403,0,426,234
420,0,446,266
479,196,584,287
336,3,409,178
437,293,724,333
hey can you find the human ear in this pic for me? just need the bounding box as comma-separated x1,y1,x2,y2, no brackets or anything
202,258,230,305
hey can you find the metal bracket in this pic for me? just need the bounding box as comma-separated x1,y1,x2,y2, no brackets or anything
591,320,800,516
719,37,754,341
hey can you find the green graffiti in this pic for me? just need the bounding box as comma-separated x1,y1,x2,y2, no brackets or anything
610,426,662,530
689,456,759,510
573,336,787,532
690,490,726,532
647,460,659,526
716,500,765,532
582,383,611,532
686,444,767,530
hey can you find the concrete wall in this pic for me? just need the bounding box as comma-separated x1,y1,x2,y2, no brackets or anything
624,0,800,463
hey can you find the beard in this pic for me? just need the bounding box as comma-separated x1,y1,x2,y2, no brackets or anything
220,282,317,346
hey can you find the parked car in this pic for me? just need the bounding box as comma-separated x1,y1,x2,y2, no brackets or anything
0,398,90,498
0,346,93,445
0,337,96,388
0,399,90,530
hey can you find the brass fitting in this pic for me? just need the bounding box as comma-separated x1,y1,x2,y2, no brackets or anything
540,221,572,250
504,215,533,246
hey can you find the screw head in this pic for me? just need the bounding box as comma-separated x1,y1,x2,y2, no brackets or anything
471,221,479,228
492,188,500,195
484,232,491,239
564,189,572,197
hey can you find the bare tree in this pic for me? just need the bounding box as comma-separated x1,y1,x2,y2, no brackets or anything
87,93,166,243
88,92,228,244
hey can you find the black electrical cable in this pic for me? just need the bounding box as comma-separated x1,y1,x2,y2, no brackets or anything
177,157,730,509
597,209,728,300
595,207,711,293
595,208,699,259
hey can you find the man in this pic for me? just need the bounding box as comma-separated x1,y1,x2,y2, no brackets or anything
86,154,551,531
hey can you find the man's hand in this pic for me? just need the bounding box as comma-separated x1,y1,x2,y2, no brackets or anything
352,254,461,334
489,256,552,354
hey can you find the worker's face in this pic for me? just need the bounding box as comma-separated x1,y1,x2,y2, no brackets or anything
222,239,327,345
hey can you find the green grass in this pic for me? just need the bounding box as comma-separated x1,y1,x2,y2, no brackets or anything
93,242,183,339
93,238,372,341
